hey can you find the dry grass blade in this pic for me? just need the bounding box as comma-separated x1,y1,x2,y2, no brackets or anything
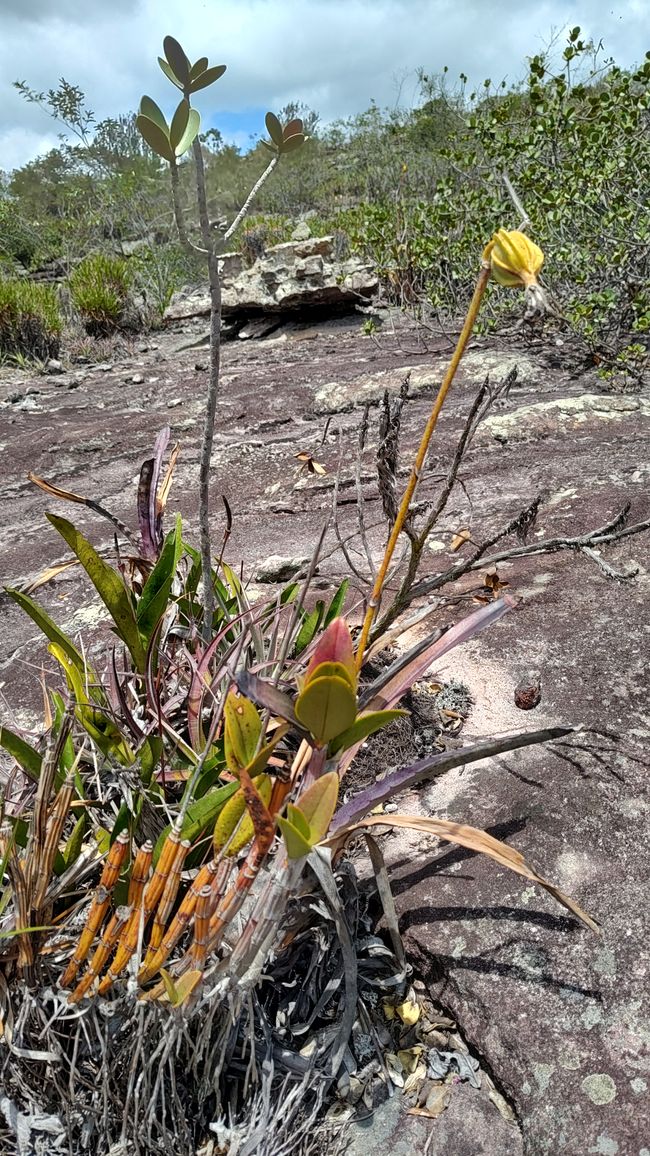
331,814,599,933
20,559,79,595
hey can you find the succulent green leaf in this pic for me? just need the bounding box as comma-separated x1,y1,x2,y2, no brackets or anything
293,771,339,842
277,815,312,859
285,803,311,842
190,64,227,93
265,111,284,147
283,118,303,138
163,35,191,85
213,773,272,856
46,514,147,672
302,661,356,692
0,726,42,783
280,134,306,154
139,95,169,134
169,99,191,150
224,691,263,773
158,57,184,90
175,108,201,156
137,515,182,640
6,589,86,673
153,780,240,864
329,709,409,754
189,56,209,81
295,674,357,745
136,114,175,163
260,139,277,153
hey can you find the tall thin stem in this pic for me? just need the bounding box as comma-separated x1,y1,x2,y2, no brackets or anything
192,136,222,642
354,262,492,669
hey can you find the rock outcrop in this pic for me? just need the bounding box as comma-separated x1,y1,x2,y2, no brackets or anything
164,236,378,321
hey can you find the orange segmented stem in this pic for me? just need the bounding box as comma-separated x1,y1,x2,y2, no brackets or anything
138,859,220,984
60,885,111,988
68,905,132,1004
207,836,272,954
141,828,182,919
127,840,153,906
99,830,131,891
188,884,214,970
95,835,179,993
354,263,491,669
145,838,190,959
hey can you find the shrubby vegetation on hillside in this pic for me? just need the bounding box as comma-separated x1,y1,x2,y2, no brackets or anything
1,30,648,374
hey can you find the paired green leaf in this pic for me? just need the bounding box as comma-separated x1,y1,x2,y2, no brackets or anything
224,691,263,773
163,35,191,85
175,108,201,156
47,514,146,672
213,773,272,855
295,674,357,745
139,95,169,134
158,57,184,91
190,64,226,93
136,113,175,163
278,772,339,858
169,99,190,150
265,111,284,147
329,709,408,754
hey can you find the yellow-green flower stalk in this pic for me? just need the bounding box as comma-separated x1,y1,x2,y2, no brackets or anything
354,228,546,670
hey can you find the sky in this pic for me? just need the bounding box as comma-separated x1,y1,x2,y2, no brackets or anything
1,0,648,173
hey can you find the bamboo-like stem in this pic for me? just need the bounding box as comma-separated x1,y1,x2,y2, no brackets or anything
354,262,491,669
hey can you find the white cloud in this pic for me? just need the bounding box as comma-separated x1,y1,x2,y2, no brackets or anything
0,0,647,172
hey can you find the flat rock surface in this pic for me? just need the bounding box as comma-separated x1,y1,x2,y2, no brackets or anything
1,311,649,1154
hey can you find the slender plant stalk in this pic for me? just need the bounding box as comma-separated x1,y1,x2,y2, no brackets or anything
354,261,492,668
191,136,223,642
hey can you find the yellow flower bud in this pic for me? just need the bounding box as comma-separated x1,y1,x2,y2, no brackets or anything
483,228,544,288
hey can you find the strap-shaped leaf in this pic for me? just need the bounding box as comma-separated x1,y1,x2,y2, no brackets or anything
136,114,175,163
6,588,86,673
190,64,226,93
213,774,272,856
175,108,201,156
137,515,183,641
158,57,184,90
265,111,284,146
163,35,191,85
169,98,190,150
139,95,168,134
46,513,147,672
0,725,42,783
324,578,349,627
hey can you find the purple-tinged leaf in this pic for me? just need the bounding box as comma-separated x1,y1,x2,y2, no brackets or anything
364,596,515,711
235,669,300,730
332,725,573,832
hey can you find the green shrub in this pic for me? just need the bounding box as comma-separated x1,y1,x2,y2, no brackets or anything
0,278,62,360
68,252,133,335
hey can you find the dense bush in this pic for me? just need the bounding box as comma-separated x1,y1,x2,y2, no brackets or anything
343,36,650,371
0,278,61,360
68,251,134,335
